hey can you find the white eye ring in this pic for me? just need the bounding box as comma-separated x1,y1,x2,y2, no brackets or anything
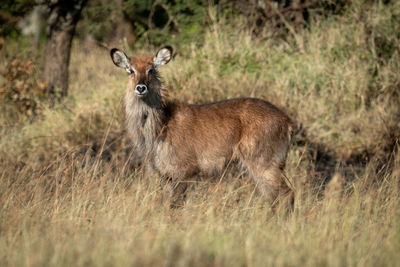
126,68,136,75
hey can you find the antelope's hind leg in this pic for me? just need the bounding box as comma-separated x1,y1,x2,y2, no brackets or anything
245,160,293,208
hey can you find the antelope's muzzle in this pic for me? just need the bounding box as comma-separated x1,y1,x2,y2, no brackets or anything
135,84,148,96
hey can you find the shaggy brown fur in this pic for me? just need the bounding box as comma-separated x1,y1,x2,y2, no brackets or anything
111,47,294,207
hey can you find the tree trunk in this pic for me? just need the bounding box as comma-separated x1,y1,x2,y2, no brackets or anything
43,0,86,99
106,0,136,48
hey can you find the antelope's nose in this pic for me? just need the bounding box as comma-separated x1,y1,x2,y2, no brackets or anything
135,84,148,95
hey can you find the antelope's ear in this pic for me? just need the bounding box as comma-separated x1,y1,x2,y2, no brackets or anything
153,46,173,67
110,48,131,71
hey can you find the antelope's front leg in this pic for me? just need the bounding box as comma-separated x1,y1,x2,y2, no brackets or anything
161,178,189,208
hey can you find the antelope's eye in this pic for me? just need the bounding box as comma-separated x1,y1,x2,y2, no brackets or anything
147,68,154,75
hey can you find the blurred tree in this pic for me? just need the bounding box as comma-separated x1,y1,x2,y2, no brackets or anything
123,0,207,47
0,0,34,37
18,5,48,49
233,0,350,36
79,0,136,47
42,0,87,99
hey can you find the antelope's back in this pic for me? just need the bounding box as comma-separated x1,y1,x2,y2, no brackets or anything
163,98,293,164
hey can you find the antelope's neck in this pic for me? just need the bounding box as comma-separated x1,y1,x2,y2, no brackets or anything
125,94,165,158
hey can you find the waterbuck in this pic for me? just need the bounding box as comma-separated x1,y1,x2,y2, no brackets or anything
110,46,294,207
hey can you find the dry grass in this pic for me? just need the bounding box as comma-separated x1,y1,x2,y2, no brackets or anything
1,2,400,266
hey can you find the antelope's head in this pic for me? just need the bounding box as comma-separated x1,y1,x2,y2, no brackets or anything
110,46,172,99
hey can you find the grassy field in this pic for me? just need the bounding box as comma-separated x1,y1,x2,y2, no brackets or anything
1,2,400,266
